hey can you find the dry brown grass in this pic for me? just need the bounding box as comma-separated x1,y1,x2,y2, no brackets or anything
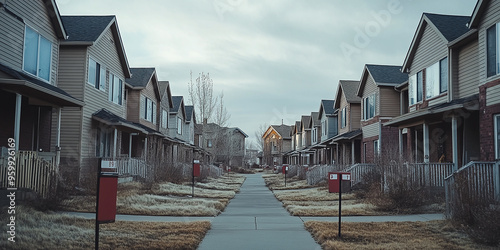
305,220,495,250
61,174,245,216
263,174,312,190
0,206,210,249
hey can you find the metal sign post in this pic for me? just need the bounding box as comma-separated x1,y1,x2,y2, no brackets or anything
338,173,342,238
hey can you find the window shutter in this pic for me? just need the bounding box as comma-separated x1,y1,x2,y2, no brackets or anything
152,102,157,124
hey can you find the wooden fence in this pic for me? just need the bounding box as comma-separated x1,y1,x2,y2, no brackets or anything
382,162,455,189
0,151,57,199
306,164,344,185
444,161,500,218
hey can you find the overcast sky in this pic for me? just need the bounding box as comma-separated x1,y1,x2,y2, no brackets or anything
56,0,477,148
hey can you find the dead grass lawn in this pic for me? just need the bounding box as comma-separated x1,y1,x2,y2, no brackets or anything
61,174,245,216
262,174,311,190
0,206,210,249
305,220,495,250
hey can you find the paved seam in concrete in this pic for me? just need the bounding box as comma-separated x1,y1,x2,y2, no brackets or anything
197,173,321,250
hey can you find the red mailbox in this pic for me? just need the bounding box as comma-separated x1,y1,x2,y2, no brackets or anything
193,160,201,177
282,165,289,174
97,173,118,222
328,172,351,193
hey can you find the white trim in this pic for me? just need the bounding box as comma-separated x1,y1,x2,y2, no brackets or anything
22,25,53,84
495,114,500,159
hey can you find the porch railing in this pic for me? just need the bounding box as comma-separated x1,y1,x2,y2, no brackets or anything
306,164,344,185
343,163,376,186
102,157,153,182
444,161,500,218
0,151,57,199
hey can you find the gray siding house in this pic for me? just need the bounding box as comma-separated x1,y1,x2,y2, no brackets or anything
385,13,479,168
357,64,407,163
332,80,362,166
0,0,84,194
56,15,146,187
317,99,338,164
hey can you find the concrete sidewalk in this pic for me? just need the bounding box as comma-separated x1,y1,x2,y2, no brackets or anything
197,173,321,250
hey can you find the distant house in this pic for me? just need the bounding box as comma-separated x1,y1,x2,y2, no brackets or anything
357,64,407,163
309,111,321,165
56,15,144,187
317,100,338,164
385,13,478,168
0,0,84,196
262,124,292,166
200,121,248,167
169,96,193,164
126,67,163,161
332,80,362,165
184,105,196,145
299,115,313,165
287,121,302,165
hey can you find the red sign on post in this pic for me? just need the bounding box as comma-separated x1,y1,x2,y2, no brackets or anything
97,174,118,222
282,165,289,174
193,160,201,177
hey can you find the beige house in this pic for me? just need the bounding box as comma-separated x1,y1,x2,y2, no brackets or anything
262,124,292,166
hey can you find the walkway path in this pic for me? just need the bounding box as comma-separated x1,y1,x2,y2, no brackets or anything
63,173,445,249
197,173,320,250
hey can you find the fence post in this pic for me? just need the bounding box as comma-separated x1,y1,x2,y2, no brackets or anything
494,161,500,201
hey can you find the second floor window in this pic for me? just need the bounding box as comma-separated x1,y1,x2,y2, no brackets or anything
161,109,168,129
425,57,448,99
363,94,376,120
409,71,423,105
177,117,182,135
140,95,156,123
108,73,123,105
23,26,52,82
322,120,327,136
88,58,106,90
341,107,347,128
487,23,500,77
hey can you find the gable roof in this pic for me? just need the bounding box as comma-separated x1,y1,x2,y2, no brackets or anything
357,64,408,96
334,80,361,108
170,96,186,118
301,115,312,130
319,99,335,118
263,125,292,139
469,0,488,28
402,13,470,72
185,105,196,124
310,112,320,127
127,68,155,88
61,15,131,78
294,121,301,134
158,81,173,108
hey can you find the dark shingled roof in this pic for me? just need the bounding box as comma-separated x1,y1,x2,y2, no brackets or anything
271,125,292,139
0,62,82,106
185,105,194,122
311,112,320,126
340,80,361,103
321,100,335,115
171,96,183,113
424,13,471,42
61,16,115,42
127,68,155,88
301,115,312,129
366,65,408,85
332,129,362,142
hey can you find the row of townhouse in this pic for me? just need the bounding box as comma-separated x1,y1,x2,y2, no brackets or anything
263,0,500,182
0,0,215,192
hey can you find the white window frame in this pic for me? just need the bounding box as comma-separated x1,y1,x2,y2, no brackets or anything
374,140,379,156
161,109,168,129
108,73,123,105
495,114,500,159
177,117,183,135
341,107,347,128
23,26,53,83
409,71,423,105
87,57,106,91
487,23,500,78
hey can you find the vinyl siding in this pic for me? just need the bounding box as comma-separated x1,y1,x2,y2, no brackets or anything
338,93,349,135
456,40,479,99
361,75,379,119
362,122,380,138
487,84,500,106
428,95,448,106
81,26,127,159
350,104,361,130
139,82,158,130
379,87,400,117
410,22,448,76
0,0,60,85
478,0,500,85
127,91,141,123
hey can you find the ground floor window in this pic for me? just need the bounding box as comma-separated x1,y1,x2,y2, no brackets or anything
96,127,112,157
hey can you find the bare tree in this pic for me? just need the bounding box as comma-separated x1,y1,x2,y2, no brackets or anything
214,91,231,127
188,71,217,123
254,123,269,151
